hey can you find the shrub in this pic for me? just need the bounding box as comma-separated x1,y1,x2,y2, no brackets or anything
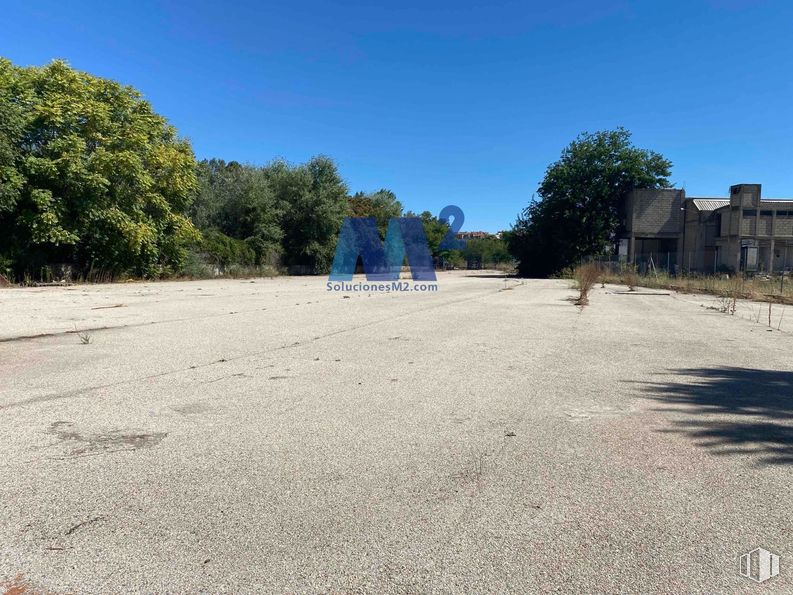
622,266,639,291
197,230,256,268
573,262,601,306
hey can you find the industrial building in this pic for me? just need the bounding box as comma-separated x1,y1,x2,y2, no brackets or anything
621,183,793,273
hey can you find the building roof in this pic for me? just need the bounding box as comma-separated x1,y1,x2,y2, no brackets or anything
691,198,729,211
761,199,793,206
456,231,490,238
689,197,793,211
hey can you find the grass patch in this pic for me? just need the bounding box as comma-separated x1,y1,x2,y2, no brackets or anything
600,268,793,306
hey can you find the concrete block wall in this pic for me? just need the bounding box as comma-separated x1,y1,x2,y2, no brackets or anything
759,217,773,236
720,214,731,237
741,218,756,235
626,189,683,235
777,219,793,235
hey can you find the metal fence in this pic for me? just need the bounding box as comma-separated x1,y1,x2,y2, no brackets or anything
590,253,678,275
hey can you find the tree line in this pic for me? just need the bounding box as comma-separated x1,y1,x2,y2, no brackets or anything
2,59,665,282
191,161,512,275
0,59,512,281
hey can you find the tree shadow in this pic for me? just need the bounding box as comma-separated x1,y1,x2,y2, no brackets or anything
640,367,793,466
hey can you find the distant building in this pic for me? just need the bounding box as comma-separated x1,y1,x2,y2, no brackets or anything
620,183,793,273
456,231,490,240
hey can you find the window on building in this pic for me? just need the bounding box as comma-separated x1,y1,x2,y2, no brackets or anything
761,210,773,217
743,209,757,218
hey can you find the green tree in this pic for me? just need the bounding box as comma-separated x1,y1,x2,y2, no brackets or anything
0,59,198,279
191,159,282,264
0,62,24,218
404,210,450,258
509,128,672,277
348,189,402,237
265,155,349,274
462,236,512,267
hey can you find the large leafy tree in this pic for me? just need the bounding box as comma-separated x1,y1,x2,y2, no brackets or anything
265,155,349,274
348,189,402,237
509,128,672,277
191,159,282,264
0,62,25,220
0,59,198,278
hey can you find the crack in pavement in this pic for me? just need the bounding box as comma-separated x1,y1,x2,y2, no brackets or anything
0,288,499,411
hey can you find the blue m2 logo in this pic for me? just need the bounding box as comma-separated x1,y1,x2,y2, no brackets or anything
329,206,465,282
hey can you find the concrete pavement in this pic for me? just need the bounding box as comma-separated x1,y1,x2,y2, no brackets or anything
1,272,791,593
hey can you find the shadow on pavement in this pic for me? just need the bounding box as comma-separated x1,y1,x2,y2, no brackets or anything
642,367,793,466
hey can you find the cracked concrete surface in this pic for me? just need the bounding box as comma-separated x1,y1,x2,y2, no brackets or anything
0,272,791,593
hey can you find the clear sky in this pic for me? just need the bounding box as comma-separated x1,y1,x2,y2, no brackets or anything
3,0,793,232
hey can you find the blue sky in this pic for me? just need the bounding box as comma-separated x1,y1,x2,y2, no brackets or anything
3,0,793,231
